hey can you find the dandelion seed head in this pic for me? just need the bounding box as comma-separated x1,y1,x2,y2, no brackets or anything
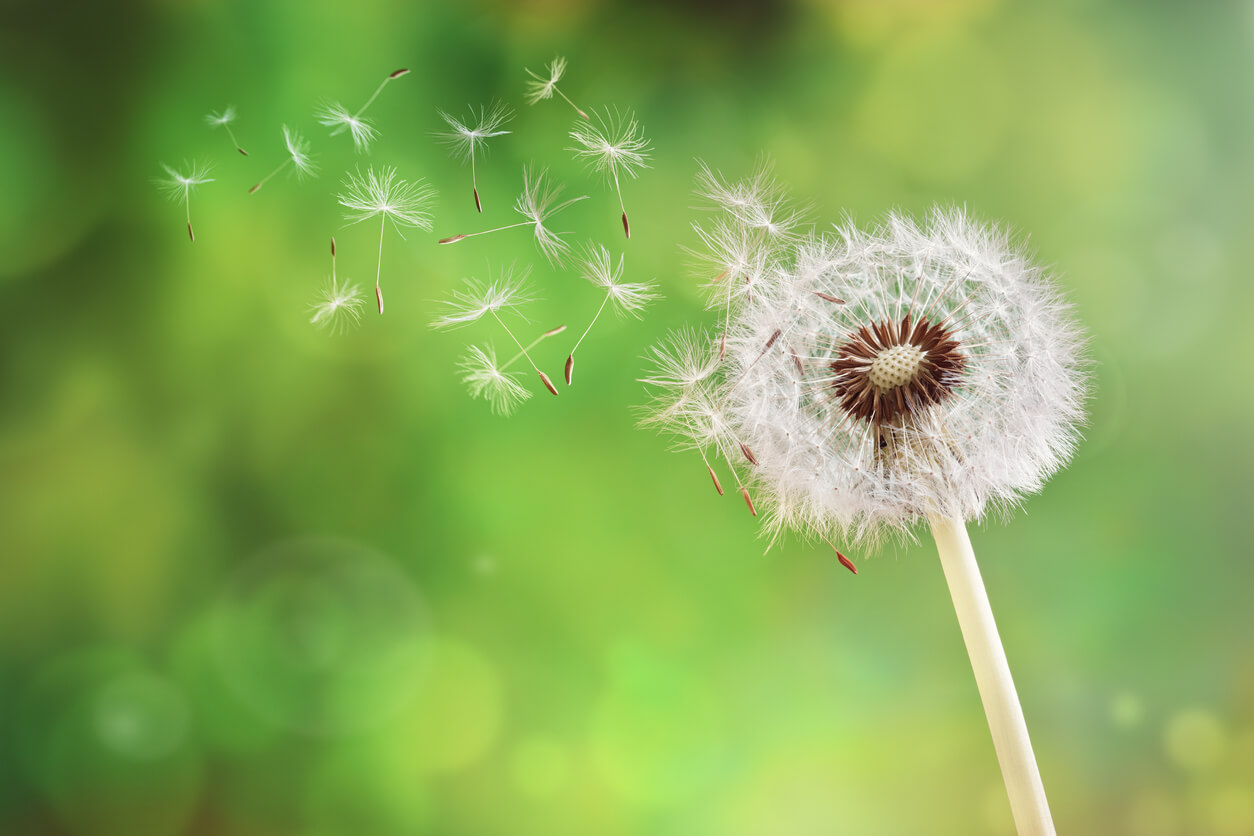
205,106,236,127
281,125,317,177
642,325,722,398
339,166,436,231
316,102,378,152
524,56,567,105
647,189,1088,546
436,102,513,160
158,161,214,201
514,166,587,265
430,266,534,329
309,278,365,334
695,160,806,240
579,243,659,316
458,345,532,415
568,109,652,181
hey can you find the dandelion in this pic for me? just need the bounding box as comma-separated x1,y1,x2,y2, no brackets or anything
205,106,248,155
564,243,658,384
459,325,566,415
338,165,436,314
688,161,808,360
436,102,513,212
568,108,651,239
157,161,213,242
316,67,408,152
438,166,586,266
431,266,560,396
249,125,317,194
646,184,1087,835
309,237,365,333
694,160,805,240
524,55,588,120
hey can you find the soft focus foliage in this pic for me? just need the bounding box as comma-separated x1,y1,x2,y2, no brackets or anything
1,1,1252,835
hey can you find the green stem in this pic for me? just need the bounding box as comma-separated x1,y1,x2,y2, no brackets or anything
928,514,1055,836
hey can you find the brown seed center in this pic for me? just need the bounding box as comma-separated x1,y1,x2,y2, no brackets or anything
830,314,966,426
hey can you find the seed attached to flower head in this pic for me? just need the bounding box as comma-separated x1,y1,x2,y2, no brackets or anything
739,442,758,466
707,464,724,495
740,487,756,516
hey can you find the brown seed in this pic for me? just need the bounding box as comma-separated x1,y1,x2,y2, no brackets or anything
719,330,727,360
539,371,559,396
248,182,262,194
376,286,384,315
473,188,482,213
187,222,195,243
707,464,724,495
438,234,467,245
739,442,758,466
713,270,729,283
237,147,248,156
543,325,568,337
621,210,630,239
564,354,575,385
330,237,336,257
814,292,845,304
835,550,857,575
741,487,757,516
389,68,410,78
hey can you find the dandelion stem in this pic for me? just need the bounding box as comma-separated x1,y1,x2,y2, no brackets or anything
612,169,629,239
375,214,386,314
570,293,610,358
225,124,247,155
354,75,394,119
556,87,589,120
249,158,291,194
502,327,563,371
928,514,1055,836
438,221,533,245
184,185,194,242
492,310,558,396
565,292,612,385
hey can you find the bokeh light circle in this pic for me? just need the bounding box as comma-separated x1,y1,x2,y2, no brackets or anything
209,536,432,737
91,673,191,762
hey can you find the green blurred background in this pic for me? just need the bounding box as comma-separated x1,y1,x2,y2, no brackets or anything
2,0,1252,833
